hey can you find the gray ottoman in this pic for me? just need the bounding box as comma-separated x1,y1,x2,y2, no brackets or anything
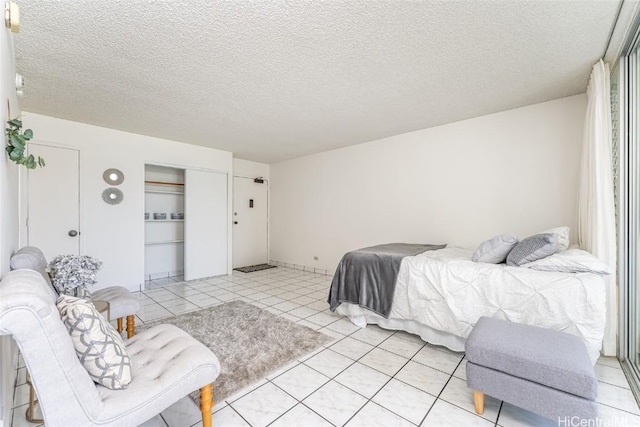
465,317,598,422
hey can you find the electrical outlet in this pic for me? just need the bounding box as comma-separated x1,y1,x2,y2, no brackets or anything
313,256,319,261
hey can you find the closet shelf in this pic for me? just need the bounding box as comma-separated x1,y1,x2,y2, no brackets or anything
145,240,184,245
145,219,184,222
145,180,184,186
145,190,185,195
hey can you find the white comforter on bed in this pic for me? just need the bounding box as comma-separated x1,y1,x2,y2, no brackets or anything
352,247,607,363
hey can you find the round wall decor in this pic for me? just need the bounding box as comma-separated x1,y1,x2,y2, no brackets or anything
102,188,124,205
103,168,125,185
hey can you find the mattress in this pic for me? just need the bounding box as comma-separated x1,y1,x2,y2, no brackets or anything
336,246,607,364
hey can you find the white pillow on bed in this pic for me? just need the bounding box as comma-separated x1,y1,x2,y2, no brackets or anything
472,234,519,264
520,249,610,275
540,226,570,251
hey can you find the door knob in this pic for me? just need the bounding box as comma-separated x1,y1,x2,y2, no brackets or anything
68,230,79,237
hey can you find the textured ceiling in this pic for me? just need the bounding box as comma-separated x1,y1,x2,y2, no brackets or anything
15,0,620,163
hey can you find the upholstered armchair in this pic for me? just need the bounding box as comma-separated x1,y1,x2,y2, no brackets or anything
0,269,220,426
10,246,140,338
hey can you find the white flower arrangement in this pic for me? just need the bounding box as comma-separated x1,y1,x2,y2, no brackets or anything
48,254,103,297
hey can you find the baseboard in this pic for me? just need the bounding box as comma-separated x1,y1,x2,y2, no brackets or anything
269,260,332,276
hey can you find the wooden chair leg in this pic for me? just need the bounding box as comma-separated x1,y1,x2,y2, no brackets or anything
473,390,484,415
117,318,123,333
200,384,213,427
126,315,135,338
25,370,43,423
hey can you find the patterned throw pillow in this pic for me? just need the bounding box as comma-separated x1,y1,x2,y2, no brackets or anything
57,295,132,389
506,233,558,267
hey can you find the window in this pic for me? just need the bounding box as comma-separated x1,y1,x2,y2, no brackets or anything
618,20,640,401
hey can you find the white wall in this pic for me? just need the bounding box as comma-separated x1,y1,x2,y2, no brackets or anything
233,158,270,179
270,95,587,272
22,113,233,291
0,21,21,427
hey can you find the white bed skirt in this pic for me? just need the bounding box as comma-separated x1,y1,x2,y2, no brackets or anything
335,302,466,352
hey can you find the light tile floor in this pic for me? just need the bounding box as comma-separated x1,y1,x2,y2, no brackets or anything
10,267,640,427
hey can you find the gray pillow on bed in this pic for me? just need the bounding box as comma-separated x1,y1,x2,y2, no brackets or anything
506,233,558,266
472,234,519,263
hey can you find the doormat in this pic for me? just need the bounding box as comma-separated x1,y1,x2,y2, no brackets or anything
234,263,277,273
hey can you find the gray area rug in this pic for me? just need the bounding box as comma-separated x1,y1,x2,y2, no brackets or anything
140,300,332,404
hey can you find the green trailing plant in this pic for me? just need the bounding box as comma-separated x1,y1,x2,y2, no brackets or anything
5,118,45,169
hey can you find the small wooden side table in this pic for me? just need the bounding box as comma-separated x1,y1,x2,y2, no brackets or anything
92,299,111,321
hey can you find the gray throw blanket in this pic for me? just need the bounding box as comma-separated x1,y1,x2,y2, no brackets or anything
328,243,446,318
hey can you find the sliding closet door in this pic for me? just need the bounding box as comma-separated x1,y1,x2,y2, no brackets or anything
184,169,228,281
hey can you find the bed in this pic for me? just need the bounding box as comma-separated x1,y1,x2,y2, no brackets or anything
329,245,607,364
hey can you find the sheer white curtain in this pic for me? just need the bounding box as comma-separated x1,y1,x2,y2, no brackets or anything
578,59,617,356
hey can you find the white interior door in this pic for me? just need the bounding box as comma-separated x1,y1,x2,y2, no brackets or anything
27,144,80,258
232,177,268,268
184,169,227,280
